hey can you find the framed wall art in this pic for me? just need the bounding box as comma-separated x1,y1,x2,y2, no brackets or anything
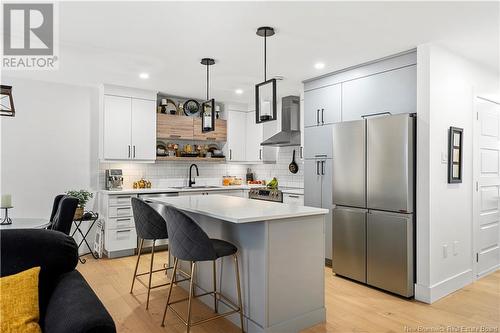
448,126,463,183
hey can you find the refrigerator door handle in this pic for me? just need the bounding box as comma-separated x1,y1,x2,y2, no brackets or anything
316,109,320,124
321,160,325,175
361,111,392,119
316,161,320,175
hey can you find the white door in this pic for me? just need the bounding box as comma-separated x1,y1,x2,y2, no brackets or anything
103,95,132,160
304,84,342,127
245,111,263,162
474,97,500,278
226,111,247,161
131,98,156,160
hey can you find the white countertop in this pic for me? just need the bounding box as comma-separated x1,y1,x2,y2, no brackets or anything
100,185,304,195
149,194,327,223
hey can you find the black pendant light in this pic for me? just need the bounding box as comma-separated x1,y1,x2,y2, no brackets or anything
0,85,15,117
255,26,277,124
201,58,216,133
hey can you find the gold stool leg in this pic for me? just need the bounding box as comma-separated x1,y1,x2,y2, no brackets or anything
130,238,144,294
234,254,245,333
213,260,218,313
162,257,178,327
186,261,196,333
146,239,156,309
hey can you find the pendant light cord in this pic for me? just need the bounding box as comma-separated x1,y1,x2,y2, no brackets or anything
264,29,267,82
206,63,209,100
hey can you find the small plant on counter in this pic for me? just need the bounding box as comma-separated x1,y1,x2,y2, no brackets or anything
66,190,93,219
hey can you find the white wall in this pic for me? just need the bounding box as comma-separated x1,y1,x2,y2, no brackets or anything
416,43,500,303
0,77,99,218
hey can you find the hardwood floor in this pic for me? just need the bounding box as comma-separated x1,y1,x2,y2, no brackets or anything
77,251,500,333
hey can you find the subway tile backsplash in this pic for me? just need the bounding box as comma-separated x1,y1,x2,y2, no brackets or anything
99,147,303,189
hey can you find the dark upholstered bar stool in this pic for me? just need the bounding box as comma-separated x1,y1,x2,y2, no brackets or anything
161,205,244,333
130,198,174,309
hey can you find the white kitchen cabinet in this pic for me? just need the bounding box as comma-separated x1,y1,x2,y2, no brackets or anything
304,84,341,127
103,95,132,160
342,65,416,121
100,193,138,258
226,110,247,162
245,110,263,162
303,124,333,159
101,84,156,162
304,158,333,260
131,98,156,160
245,111,277,163
283,193,304,205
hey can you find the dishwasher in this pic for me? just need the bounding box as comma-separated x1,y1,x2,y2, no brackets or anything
137,192,179,251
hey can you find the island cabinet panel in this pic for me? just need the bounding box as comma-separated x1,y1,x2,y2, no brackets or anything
174,213,326,333
193,118,227,141
157,114,194,140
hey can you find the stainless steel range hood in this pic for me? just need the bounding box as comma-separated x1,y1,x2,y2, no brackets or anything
261,95,301,147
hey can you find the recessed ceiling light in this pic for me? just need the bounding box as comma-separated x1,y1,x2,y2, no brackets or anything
139,72,149,79
235,89,243,95
314,62,325,70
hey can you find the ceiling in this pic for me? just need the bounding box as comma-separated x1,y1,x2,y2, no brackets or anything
3,1,499,104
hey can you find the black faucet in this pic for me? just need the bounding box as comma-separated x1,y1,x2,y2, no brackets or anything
188,164,199,187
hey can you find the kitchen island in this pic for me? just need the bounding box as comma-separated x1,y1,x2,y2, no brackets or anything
150,194,328,333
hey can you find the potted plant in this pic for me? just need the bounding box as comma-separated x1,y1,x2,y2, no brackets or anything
66,190,93,219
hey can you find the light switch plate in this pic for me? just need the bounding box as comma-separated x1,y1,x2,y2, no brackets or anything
441,152,448,164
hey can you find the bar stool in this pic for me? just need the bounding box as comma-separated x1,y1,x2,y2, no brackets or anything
130,198,174,309
161,205,244,333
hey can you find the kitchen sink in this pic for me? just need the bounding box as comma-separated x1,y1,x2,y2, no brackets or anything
169,185,223,190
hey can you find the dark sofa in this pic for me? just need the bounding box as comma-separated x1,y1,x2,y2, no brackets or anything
0,229,116,333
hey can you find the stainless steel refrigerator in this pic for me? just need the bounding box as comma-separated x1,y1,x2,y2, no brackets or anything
332,113,415,297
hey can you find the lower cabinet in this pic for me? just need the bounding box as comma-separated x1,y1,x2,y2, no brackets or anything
101,193,138,258
283,193,304,205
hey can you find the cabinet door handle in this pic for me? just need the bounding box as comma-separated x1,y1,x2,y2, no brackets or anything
300,146,303,159
316,109,320,124
316,161,320,175
288,195,300,198
128,145,131,158
169,135,181,138
229,149,232,160
259,149,262,160
321,108,324,124
321,160,325,175
206,137,216,141
133,145,136,158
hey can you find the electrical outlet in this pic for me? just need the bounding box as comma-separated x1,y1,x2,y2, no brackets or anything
453,241,459,256
443,244,448,258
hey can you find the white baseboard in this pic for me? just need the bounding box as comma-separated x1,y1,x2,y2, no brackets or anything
415,269,473,304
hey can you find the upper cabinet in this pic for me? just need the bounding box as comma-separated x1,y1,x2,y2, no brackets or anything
245,110,276,163
226,110,247,162
157,114,194,140
342,65,416,121
304,84,341,127
101,85,157,161
103,95,133,160
193,118,227,142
